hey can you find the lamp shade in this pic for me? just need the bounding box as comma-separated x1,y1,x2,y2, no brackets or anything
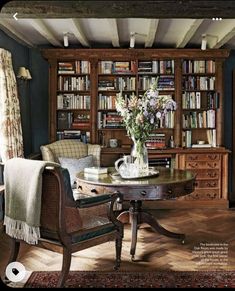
17,67,28,79
25,69,32,80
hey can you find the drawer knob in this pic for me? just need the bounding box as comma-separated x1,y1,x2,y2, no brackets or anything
77,185,82,190
141,190,147,196
91,189,98,194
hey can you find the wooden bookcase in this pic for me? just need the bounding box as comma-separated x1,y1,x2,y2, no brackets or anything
42,48,230,207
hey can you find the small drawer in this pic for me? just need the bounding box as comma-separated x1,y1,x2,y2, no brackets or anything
189,169,220,180
186,161,220,169
120,182,195,201
76,181,105,195
186,154,220,162
181,189,220,200
195,179,219,188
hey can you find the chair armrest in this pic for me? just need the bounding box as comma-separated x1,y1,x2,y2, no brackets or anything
75,191,122,209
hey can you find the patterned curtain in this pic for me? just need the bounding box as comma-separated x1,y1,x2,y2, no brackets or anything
0,48,24,163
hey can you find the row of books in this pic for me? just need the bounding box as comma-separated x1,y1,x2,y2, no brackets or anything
98,94,117,110
138,76,174,91
183,76,215,91
98,77,136,91
149,108,175,129
182,91,219,109
182,110,215,129
97,112,124,129
182,60,215,74
58,75,90,91
57,94,91,110
145,133,166,149
98,61,135,74
182,129,216,148
56,130,90,143
58,61,90,74
57,112,91,130
138,60,174,74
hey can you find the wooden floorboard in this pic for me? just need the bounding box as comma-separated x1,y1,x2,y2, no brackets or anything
1,208,235,283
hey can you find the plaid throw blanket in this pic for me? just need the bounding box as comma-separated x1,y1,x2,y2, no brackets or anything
3,158,59,244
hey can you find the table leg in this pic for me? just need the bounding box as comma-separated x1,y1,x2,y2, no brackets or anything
117,200,185,260
140,211,185,242
117,210,130,224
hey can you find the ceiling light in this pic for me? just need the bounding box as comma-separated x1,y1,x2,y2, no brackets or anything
201,34,218,50
201,34,207,50
64,33,69,47
130,32,135,48
129,32,147,48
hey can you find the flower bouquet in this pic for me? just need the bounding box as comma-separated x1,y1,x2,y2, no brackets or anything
115,81,176,176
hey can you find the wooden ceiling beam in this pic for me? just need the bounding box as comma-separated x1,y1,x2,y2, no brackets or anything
176,19,204,48
107,19,120,47
30,19,62,47
145,19,159,48
1,1,235,19
71,19,90,47
0,19,34,47
213,27,235,48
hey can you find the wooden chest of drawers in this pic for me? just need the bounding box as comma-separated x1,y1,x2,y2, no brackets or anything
176,150,229,202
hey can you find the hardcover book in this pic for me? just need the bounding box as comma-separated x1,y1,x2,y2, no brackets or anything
84,167,108,175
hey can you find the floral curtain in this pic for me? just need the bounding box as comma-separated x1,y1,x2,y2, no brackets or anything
0,48,24,163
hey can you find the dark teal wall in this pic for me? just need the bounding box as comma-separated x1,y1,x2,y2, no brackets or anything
29,49,49,153
0,30,49,156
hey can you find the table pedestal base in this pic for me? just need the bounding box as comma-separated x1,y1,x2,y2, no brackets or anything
117,200,185,260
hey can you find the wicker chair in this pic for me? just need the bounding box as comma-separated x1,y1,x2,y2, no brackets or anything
6,167,123,287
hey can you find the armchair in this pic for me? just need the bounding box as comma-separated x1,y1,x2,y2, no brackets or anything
5,166,123,288
40,139,101,188
40,139,101,166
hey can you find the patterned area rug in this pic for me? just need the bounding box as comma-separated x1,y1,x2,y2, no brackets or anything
24,271,235,288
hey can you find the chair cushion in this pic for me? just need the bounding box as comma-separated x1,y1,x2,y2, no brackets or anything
58,155,93,187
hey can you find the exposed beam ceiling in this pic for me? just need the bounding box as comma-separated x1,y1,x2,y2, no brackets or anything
176,19,204,48
29,19,62,47
71,19,90,47
1,1,235,19
1,1,235,50
107,19,120,47
145,19,159,48
213,27,235,48
0,19,34,47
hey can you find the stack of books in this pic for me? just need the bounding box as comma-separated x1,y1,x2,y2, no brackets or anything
84,167,108,178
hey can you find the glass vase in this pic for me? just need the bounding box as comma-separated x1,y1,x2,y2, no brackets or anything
131,137,149,177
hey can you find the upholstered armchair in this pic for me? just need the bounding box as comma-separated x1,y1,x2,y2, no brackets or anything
6,166,123,288
40,139,101,188
40,139,101,166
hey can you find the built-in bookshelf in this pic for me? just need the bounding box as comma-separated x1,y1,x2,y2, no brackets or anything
42,49,230,206
56,60,91,142
181,59,218,148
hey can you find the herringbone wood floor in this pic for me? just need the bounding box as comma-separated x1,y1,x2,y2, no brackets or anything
1,208,235,281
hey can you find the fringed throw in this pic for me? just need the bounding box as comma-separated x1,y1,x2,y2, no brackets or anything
4,216,40,244
3,158,60,245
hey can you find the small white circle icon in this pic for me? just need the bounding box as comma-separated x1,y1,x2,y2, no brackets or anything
5,262,26,283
